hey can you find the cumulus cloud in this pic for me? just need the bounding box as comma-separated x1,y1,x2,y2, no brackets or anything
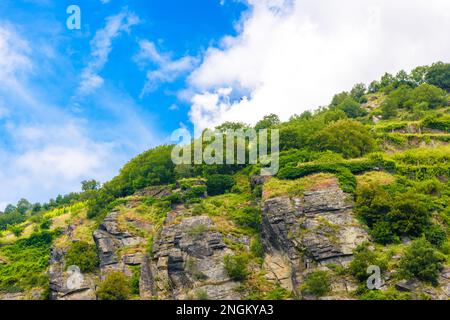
135,40,198,97
187,0,450,130
78,9,140,95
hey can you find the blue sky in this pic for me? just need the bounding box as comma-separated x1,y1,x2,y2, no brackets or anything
0,0,246,208
1,0,449,209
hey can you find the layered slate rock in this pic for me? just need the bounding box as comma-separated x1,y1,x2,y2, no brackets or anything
93,211,147,277
141,212,241,300
261,178,368,296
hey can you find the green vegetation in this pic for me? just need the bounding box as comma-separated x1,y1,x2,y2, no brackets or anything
64,241,99,273
206,174,236,196
300,271,331,297
224,254,249,281
0,231,57,293
1,61,449,300
349,244,386,282
398,238,444,285
96,271,131,300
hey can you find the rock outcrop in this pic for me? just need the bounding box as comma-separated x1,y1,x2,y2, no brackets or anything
261,178,368,297
93,211,147,277
48,247,97,300
140,210,241,300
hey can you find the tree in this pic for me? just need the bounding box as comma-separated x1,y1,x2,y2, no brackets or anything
336,97,367,118
410,65,430,86
406,83,447,109
425,62,450,91
4,204,17,214
16,199,32,215
399,238,444,285
96,271,131,300
330,91,350,107
350,83,368,103
255,114,281,130
81,180,100,192
312,119,376,158
215,121,249,132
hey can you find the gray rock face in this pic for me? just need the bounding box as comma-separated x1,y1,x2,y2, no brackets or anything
93,211,146,276
261,178,368,296
134,186,173,198
141,213,241,300
48,247,97,300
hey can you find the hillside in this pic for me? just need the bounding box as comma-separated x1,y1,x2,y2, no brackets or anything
1,62,450,300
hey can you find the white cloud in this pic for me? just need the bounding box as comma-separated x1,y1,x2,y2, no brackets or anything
135,40,198,97
187,0,450,130
78,9,140,95
0,25,32,76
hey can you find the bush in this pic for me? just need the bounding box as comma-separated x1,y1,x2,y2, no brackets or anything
300,271,331,297
355,185,432,244
371,221,399,245
206,174,235,196
312,119,376,158
398,238,444,285
7,225,24,237
232,207,261,232
183,185,207,201
65,241,99,273
97,271,131,300
224,254,249,281
349,244,386,282
424,224,447,247
250,237,265,259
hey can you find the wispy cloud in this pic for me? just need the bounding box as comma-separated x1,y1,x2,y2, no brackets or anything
187,0,450,130
78,9,140,95
135,40,198,97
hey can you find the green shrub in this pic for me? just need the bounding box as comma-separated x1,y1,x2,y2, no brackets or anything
183,185,207,201
250,237,265,259
371,221,399,245
398,238,444,285
232,207,261,233
349,244,386,283
359,288,411,300
300,271,331,297
65,241,99,273
206,174,235,196
224,254,249,281
424,224,447,247
312,119,376,158
0,231,56,292
355,185,432,243
7,225,24,237
97,271,131,300
40,218,52,230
